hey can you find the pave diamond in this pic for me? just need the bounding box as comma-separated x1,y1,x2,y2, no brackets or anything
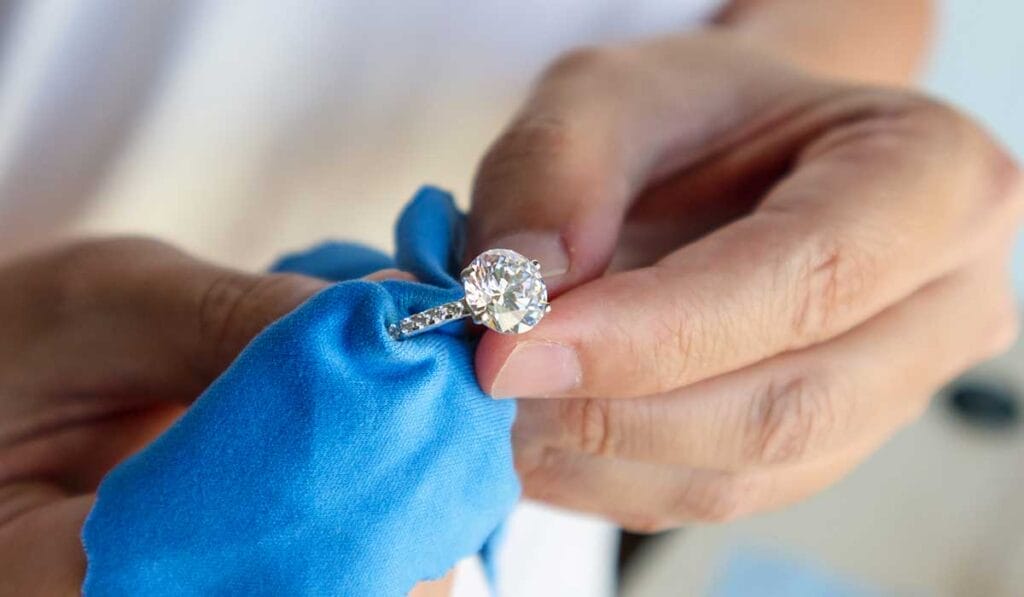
462,248,549,334
388,300,468,339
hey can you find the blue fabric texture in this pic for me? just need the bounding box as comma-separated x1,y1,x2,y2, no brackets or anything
82,187,520,595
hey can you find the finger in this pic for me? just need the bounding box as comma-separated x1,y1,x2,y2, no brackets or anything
467,37,815,292
0,403,185,493
0,238,328,406
0,258,411,486
518,437,874,532
0,239,412,409
0,256,419,594
516,248,1019,470
479,93,1023,399
0,489,91,594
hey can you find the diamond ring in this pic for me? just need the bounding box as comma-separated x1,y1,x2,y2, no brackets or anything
388,248,551,340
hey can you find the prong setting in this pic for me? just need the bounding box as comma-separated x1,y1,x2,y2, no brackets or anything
390,248,550,339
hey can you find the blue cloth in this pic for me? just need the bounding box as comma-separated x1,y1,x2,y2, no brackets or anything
82,187,520,595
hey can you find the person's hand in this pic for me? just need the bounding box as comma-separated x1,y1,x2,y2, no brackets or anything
468,32,1023,531
0,238,453,596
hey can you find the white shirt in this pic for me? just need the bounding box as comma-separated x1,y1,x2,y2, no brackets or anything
0,1,722,594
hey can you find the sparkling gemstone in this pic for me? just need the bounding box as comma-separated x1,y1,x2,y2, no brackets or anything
462,248,549,334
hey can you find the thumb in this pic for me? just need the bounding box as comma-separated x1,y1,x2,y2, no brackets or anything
467,36,813,293
466,49,636,294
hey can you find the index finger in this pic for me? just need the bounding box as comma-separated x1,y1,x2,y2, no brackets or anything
477,92,1021,399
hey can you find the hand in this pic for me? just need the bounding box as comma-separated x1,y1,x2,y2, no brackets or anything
468,33,1023,531
0,238,454,595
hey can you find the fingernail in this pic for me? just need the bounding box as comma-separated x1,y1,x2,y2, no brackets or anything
490,341,582,398
489,231,569,286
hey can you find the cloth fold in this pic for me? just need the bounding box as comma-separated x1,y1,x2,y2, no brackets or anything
82,187,520,595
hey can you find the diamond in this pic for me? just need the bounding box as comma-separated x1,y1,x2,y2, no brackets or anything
462,248,549,334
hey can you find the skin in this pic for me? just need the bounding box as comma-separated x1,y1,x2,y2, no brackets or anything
468,1,1024,531
0,240,449,595
0,0,1017,592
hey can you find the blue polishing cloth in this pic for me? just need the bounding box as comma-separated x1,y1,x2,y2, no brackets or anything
81,187,520,595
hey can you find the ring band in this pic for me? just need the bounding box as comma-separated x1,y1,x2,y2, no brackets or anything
389,248,551,340
388,298,471,339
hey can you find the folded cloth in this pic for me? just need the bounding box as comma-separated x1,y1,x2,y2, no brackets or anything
82,187,520,595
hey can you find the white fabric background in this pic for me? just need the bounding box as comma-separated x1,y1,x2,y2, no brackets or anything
0,0,721,263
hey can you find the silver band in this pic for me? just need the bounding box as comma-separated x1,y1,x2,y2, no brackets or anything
387,248,550,341
388,299,471,340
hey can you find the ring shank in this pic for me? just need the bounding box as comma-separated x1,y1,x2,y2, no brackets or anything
388,298,471,340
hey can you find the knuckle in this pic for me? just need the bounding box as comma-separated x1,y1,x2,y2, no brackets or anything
514,447,562,501
852,90,977,148
893,91,971,132
644,265,704,391
802,89,948,159
196,272,262,370
906,97,1024,213
805,90,1021,214
787,233,870,345
746,372,838,466
561,398,618,457
659,330,693,392
196,272,311,374
653,310,696,391
866,93,1023,214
